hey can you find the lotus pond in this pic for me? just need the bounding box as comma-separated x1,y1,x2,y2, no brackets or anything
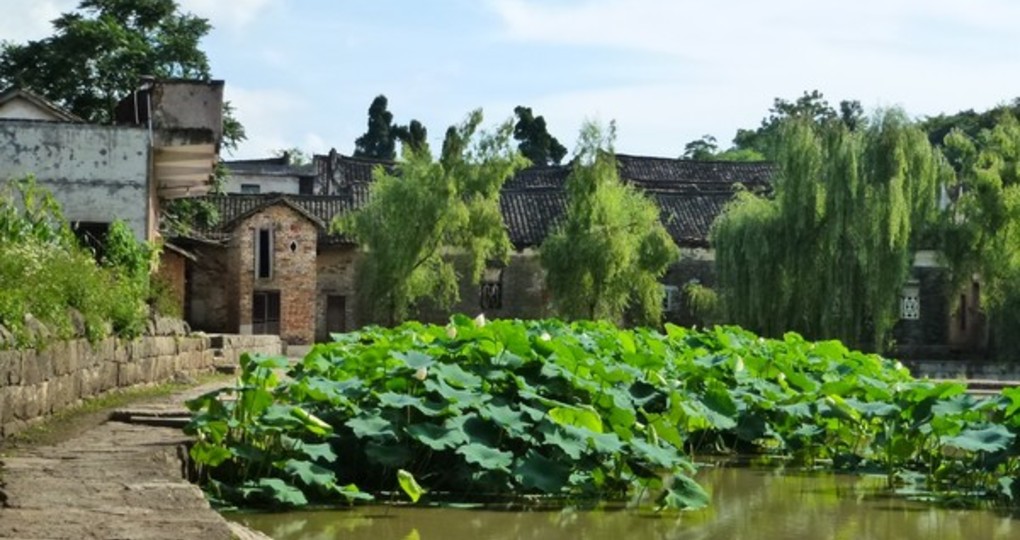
186,317,1020,514
228,465,1019,540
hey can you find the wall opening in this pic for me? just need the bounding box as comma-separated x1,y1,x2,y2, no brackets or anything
326,295,346,336
255,228,273,279
252,290,281,335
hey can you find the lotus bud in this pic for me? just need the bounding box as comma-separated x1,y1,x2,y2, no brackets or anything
413,367,428,381
735,357,745,373
446,325,457,339
539,332,551,342
777,372,786,384
474,313,487,327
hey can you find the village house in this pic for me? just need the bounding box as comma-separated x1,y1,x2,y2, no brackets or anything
189,149,976,358
0,86,978,358
180,151,764,342
0,81,224,242
0,81,225,313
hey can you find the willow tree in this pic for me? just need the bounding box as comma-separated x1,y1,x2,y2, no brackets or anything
334,109,527,325
712,110,948,351
541,122,679,325
939,113,1020,357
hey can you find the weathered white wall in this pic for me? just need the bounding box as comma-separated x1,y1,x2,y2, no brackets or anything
0,121,151,240
223,172,301,194
0,98,61,121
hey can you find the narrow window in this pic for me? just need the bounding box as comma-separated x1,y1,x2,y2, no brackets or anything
480,267,503,310
254,228,273,279
662,285,681,313
959,294,967,330
240,184,261,194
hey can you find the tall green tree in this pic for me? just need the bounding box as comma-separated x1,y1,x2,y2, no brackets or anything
733,90,865,159
939,113,1020,357
354,95,429,160
681,134,766,162
394,119,429,154
336,110,527,325
681,135,719,160
0,0,244,149
513,106,567,166
354,95,399,160
920,98,1020,150
541,121,679,325
713,110,948,351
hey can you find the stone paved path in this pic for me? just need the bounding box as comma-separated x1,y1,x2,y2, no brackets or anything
0,382,268,540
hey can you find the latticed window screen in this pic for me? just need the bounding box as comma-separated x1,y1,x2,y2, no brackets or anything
900,283,920,320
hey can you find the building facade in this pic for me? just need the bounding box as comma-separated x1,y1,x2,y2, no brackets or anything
0,81,224,242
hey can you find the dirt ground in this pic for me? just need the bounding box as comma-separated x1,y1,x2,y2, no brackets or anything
0,378,270,540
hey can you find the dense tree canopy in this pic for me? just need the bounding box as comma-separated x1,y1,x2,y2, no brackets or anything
732,90,865,159
541,122,679,325
353,95,429,160
712,110,949,351
353,95,400,160
0,0,244,149
920,99,1020,151
336,110,527,325
513,106,567,166
681,134,766,162
938,113,1020,356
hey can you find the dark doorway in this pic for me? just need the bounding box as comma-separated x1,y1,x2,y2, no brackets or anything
252,290,281,335
72,222,111,260
326,295,346,336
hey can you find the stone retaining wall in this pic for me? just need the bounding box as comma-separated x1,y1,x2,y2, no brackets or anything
0,333,281,437
903,359,1020,381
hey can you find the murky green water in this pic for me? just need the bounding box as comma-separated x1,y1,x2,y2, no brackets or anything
228,466,1018,540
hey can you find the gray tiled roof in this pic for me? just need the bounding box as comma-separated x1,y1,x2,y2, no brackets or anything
178,155,774,249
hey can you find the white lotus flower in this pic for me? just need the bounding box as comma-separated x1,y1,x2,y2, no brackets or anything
474,313,487,327
446,325,457,339
413,367,428,381
539,332,551,342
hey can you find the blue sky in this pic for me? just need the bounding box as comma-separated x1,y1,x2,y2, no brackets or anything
6,0,1020,160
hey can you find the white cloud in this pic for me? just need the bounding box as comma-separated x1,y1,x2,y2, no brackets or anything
176,0,277,31
0,0,76,43
483,0,1020,154
224,86,308,159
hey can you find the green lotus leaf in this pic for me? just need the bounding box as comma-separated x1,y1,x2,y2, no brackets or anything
283,458,336,488
347,413,398,441
942,425,1015,453
397,469,426,503
513,449,571,493
657,474,710,511
549,406,603,434
456,443,513,471
406,422,466,450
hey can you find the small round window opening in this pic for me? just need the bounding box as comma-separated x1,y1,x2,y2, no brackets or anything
289,241,298,253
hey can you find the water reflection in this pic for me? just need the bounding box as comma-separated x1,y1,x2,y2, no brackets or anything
228,467,1017,540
